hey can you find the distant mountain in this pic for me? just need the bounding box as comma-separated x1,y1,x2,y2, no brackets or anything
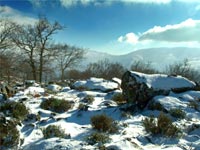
82,47,200,71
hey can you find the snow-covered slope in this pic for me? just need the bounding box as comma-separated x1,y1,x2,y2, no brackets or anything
1,76,199,150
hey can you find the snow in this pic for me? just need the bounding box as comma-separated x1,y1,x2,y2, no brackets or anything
73,77,119,92
47,84,62,92
130,71,196,90
24,86,45,95
1,78,200,150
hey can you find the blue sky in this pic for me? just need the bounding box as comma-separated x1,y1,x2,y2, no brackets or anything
1,0,200,55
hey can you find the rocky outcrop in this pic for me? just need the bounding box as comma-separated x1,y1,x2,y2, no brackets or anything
121,71,196,109
0,82,16,98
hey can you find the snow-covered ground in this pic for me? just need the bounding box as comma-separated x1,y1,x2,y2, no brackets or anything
1,77,200,150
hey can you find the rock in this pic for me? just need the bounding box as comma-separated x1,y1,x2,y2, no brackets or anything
72,77,119,92
0,82,16,98
121,71,196,109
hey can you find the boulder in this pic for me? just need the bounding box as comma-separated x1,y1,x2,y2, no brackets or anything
0,82,16,98
121,71,196,109
72,77,119,92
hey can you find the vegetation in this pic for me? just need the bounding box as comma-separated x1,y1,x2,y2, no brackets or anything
42,125,69,139
130,60,157,74
87,132,110,145
142,113,181,138
188,101,199,111
0,101,29,121
84,95,95,104
112,93,126,105
40,98,72,113
169,108,186,119
90,114,118,133
0,118,20,149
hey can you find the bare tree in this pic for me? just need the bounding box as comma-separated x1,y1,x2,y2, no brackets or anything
85,59,126,79
12,24,39,81
55,44,85,81
0,19,15,52
35,17,63,82
165,59,200,82
130,60,157,74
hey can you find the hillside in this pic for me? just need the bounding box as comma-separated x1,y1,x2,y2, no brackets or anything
84,47,200,70
0,73,199,150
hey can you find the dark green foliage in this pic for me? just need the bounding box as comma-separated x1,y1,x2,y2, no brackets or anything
87,132,110,145
0,119,20,149
169,108,186,119
78,103,88,111
112,93,126,105
188,101,199,111
42,125,69,139
84,95,94,104
90,114,118,133
40,98,72,113
148,102,164,111
142,113,181,138
0,101,29,121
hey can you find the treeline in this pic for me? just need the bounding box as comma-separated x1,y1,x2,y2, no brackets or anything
0,17,84,84
64,58,200,83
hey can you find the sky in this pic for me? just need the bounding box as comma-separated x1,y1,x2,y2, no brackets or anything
0,0,200,55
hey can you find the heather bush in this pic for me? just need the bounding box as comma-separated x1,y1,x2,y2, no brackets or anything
112,93,126,105
40,98,72,113
169,108,186,119
42,125,70,139
142,113,181,138
87,132,110,145
84,95,94,104
91,114,118,133
0,101,29,121
0,118,20,149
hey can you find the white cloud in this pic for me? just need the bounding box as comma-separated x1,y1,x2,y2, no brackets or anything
0,6,37,25
118,33,139,44
139,19,200,42
59,0,172,8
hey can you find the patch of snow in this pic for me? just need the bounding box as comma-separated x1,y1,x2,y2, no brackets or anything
130,71,196,90
73,77,119,92
47,84,62,92
24,86,45,95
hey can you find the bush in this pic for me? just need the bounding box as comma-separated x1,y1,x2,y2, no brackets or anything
169,108,186,119
142,113,181,138
90,114,118,133
0,118,20,149
40,98,72,113
112,93,126,105
78,103,89,111
84,95,94,104
188,101,199,111
42,125,70,139
0,101,29,121
148,102,165,111
87,132,110,145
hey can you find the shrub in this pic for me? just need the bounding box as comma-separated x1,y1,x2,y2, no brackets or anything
90,114,118,133
0,118,20,149
142,113,181,138
112,93,126,105
42,125,70,139
0,101,29,121
148,102,164,111
84,95,94,104
87,132,110,145
40,98,72,113
188,101,199,111
78,103,89,111
169,108,186,119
